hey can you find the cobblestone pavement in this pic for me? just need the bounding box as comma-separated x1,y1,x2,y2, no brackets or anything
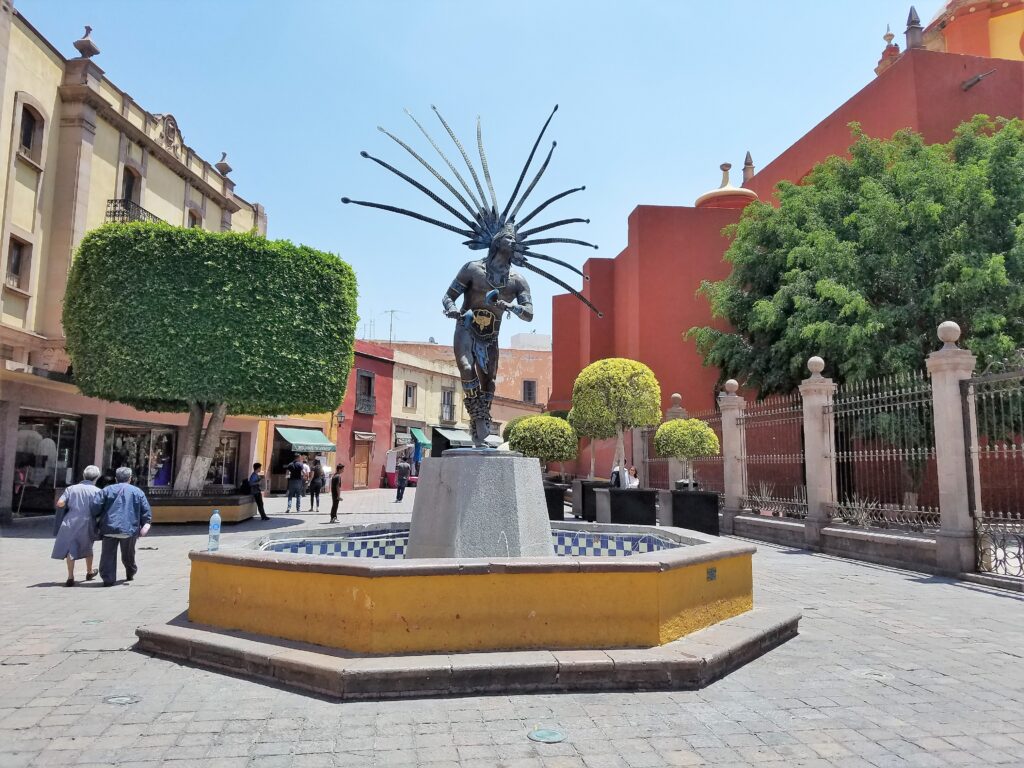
2,489,1024,767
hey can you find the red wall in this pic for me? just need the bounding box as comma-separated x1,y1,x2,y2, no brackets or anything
335,340,394,491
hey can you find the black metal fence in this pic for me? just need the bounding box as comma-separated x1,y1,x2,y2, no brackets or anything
829,372,939,531
105,198,162,224
740,392,807,519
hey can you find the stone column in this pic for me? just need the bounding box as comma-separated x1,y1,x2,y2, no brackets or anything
799,357,837,549
718,380,745,534
926,321,977,576
664,393,687,487
0,392,21,522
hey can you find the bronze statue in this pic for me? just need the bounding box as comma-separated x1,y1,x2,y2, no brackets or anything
343,105,601,446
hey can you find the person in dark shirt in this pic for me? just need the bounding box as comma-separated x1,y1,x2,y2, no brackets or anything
249,462,268,521
329,463,344,523
395,457,412,503
284,454,305,513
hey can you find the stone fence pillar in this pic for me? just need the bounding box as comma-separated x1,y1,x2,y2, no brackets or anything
926,321,977,575
718,380,745,534
799,357,837,549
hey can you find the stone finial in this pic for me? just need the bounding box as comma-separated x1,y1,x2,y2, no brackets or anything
905,6,923,49
807,356,826,378
724,379,739,394
665,392,687,421
938,320,961,349
742,152,755,184
670,393,682,408
73,25,100,59
719,162,732,188
876,25,902,76
215,152,233,176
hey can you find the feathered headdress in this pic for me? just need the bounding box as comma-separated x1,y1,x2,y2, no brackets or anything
342,105,602,316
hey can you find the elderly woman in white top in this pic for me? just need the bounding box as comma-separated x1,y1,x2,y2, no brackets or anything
51,465,102,586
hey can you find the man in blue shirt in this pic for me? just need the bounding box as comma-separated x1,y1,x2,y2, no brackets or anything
92,467,152,586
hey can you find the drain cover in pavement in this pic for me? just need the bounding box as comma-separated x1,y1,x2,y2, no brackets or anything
852,668,894,682
103,695,139,705
528,728,566,744
82,619,102,624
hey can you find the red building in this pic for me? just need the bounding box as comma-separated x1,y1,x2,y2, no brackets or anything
335,340,394,491
551,20,1024,476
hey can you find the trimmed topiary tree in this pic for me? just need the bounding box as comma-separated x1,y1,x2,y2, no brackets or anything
63,222,358,492
502,414,530,444
508,415,578,479
569,358,661,483
655,418,720,487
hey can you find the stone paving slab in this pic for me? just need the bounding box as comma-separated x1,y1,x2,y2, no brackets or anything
3,489,1024,767
134,607,799,699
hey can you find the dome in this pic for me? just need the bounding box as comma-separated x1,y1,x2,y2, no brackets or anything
694,162,758,210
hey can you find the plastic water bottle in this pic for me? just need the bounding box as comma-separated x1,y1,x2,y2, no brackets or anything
208,510,221,552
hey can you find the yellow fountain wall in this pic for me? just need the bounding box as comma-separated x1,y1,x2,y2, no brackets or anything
187,553,753,653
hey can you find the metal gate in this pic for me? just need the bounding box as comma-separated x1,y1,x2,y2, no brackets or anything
962,355,1024,578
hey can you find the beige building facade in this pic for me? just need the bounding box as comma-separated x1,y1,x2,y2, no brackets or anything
0,6,268,518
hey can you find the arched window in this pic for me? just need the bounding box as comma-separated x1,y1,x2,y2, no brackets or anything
121,166,141,204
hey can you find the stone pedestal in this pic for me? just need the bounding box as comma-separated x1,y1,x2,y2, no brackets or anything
406,450,555,558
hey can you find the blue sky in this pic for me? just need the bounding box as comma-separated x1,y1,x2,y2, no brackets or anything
23,0,932,344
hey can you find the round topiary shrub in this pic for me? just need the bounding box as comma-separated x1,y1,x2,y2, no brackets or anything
502,415,530,444
508,415,578,466
654,418,720,486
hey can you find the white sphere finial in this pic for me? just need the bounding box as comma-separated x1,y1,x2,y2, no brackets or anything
808,356,825,376
938,321,961,348
724,379,739,394
671,392,682,406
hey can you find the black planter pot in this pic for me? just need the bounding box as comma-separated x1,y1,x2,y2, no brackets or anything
575,480,610,522
544,484,569,521
670,490,720,535
609,489,658,526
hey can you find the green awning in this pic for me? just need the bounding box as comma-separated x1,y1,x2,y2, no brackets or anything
434,428,474,448
275,427,335,453
410,427,430,446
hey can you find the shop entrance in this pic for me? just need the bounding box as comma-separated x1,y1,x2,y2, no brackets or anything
103,424,176,488
13,411,80,515
353,442,370,488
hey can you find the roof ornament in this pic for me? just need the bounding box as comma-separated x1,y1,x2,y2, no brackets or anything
216,152,233,176
742,152,755,184
905,6,924,49
73,25,100,59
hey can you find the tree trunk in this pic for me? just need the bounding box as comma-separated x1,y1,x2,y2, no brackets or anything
589,440,595,479
615,425,625,484
173,402,205,493
185,402,228,492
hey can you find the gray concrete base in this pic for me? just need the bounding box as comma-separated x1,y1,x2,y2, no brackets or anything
406,453,554,558
135,606,800,700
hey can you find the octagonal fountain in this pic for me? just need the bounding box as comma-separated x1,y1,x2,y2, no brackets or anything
137,451,799,699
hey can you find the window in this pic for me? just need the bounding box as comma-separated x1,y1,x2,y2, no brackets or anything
187,211,201,228
523,380,537,404
440,388,456,422
19,107,35,153
404,382,417,409
122,167,140,203
5,237,28,290
355,370,376,414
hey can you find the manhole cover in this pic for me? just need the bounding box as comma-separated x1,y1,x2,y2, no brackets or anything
103,695,139,705
528,728,566,744
82,619,102,625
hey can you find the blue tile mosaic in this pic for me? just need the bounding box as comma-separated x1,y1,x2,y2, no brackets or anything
261,527,681,560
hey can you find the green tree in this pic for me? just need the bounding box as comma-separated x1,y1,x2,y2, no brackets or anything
508,415,578,480
64,222,358,491
568,358,661,481
654,418,720,486
690,116,1024,394
502,415,530,443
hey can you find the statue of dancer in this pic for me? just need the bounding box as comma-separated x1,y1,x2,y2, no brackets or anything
343,105,603,447
443,224,533,445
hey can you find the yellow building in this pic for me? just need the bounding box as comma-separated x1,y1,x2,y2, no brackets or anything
0,7,272,518
391,349,471,450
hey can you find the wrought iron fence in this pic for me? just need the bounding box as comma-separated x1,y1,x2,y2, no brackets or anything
829,371,939,531
963,356,1024,577
105,198,163,224
739,392,807,519
689,408,724,499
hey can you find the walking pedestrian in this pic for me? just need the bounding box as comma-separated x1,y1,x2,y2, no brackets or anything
91,467,152,587
249,462,268,520
329,463,344,523
395,455,412,502
284,454,305,513
308,459,325,512
51,465,102,586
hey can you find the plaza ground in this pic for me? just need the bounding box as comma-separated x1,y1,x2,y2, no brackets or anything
1,490,1023,768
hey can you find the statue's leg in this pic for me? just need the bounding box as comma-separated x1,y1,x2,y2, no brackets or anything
454,326,487,446
474,340,500,445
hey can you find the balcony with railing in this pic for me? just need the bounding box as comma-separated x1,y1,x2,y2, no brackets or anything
105,198,163,224
355,393,376,415
439,402,457,423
